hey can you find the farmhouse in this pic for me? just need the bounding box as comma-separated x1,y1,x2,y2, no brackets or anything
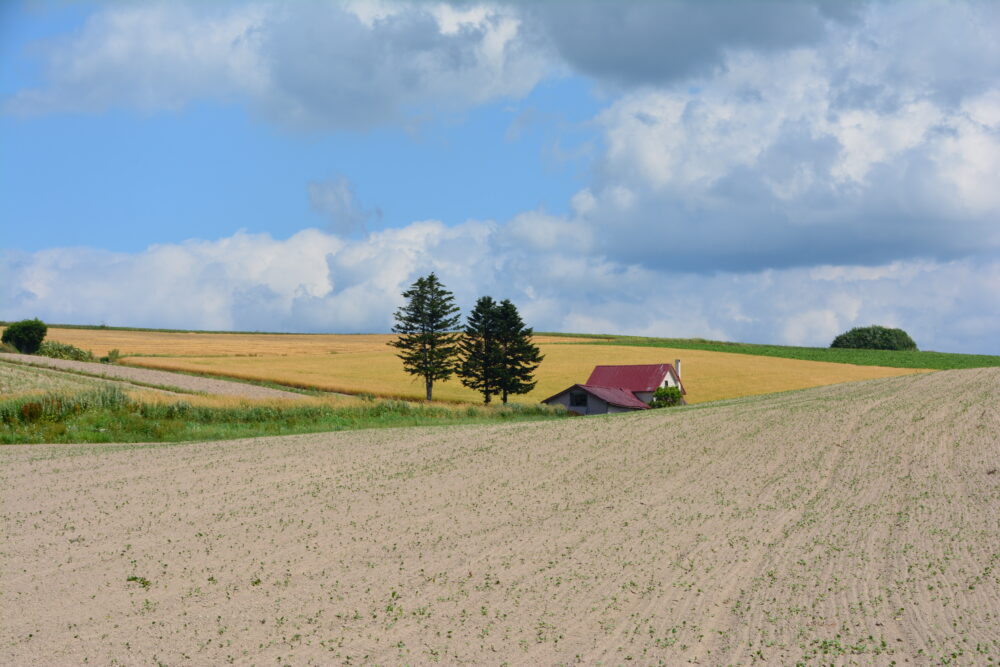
542,362,686,415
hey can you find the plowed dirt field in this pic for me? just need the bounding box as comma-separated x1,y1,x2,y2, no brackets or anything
3,369,999,665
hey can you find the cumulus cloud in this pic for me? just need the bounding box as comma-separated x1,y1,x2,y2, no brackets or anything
3,223,999,353
560,2,1000,273
5,4,269,114
523,0,864,88
308,176,381,236
5,2,548,130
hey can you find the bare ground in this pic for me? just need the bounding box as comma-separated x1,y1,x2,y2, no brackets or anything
2,369,999,665
0,353,309,400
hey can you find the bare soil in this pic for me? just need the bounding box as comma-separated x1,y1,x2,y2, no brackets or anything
0,353,309,401
2,369,999,665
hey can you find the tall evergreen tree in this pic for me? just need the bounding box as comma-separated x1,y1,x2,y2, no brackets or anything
495,299,543,404
388,273,461,401
458,296,503,404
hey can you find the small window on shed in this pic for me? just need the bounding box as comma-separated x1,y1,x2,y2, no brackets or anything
569,391,588,407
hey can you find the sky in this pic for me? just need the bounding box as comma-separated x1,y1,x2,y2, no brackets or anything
2,1,999,354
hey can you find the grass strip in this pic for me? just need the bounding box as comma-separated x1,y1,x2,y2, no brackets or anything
538,332,1000,370
0,386,568,444
0,356,200,395
114,359,323,396
119,358,475,403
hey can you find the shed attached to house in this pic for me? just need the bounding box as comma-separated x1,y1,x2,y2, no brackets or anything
542,383,652,416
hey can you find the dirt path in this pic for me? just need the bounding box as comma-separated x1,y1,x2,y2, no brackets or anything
0,353,309,400
2,368,998,665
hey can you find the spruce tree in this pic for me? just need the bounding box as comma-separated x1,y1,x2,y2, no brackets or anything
388,273,461,401
495,299,543,404
458,296,503,404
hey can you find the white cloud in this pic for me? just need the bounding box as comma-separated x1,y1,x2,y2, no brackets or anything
568,4,1000,273
4,223,1000,354
6,2,549,130
308,176,379,237
6,4,269,114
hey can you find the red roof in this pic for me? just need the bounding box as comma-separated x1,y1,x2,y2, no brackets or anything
540,384,650,410
578,384,651,409
587,364,681,393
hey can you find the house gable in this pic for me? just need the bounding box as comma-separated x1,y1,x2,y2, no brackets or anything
542,362,686,414
587,363,685,395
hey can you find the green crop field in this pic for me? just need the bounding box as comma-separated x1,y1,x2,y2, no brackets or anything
542,332,1000,370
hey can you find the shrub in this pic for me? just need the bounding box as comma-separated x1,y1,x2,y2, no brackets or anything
99,348,121,364
830,325,917,351
1,318,48,354
650,386,683,408
37,341,95,362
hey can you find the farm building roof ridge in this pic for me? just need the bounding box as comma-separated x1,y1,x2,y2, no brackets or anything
587,363,685,395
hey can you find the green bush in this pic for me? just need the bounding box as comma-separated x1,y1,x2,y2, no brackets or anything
650,386,683,408
99,348,121,364
1,318,48,354
37,341,95,362
830,325,917,351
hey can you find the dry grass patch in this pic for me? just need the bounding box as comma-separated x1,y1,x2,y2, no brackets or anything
0,359,106,397
123,388,364,410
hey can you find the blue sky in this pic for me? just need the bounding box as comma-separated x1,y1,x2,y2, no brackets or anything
2,1,1000,353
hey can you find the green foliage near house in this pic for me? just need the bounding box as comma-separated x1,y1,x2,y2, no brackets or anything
830,325,917,351
649,386,683,408
1,318,48,354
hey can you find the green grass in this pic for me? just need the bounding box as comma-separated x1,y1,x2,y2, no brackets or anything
539,332,1000,370
0,387,567,445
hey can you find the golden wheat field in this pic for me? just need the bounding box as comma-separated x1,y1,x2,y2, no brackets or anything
39,327,930,404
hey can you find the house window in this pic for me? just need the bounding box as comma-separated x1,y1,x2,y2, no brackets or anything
569,391,588,407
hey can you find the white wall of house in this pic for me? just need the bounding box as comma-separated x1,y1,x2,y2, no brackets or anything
634,373,678,404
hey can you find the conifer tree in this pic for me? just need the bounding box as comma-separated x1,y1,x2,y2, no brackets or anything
495,299,543,404
388,273,461,401
458,296,503,404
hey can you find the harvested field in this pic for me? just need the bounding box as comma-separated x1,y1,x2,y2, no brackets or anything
0,358,189,402
35,328,586,357
0,353,310,401
0,359,109,397
3,369,999,665
36,327,929,403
